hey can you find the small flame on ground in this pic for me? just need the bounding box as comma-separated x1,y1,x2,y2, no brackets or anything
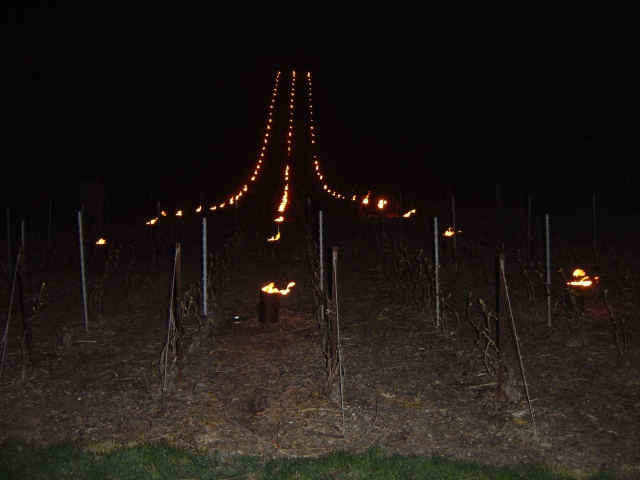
261,281,296,295
267,232,281,242
96,238,107,245
403,209,417,218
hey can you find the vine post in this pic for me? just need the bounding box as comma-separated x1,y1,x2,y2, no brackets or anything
545,214,552,328
434,216,441,328
18,247,37,373
452,196,457,272
175,242,183,383
495,253,506,398
202,218,208,317
6,207,11,284
77,211,89,332
319,210,325,324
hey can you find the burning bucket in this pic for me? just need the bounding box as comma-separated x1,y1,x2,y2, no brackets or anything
95,238,108,261
259,282,295,323
565,268,599,313
259,290,281,323
267,232,280,258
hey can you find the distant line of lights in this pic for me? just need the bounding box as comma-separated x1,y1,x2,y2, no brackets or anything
144,70,417,226
306,73,355,202
145,71,282,225
271,72,296,237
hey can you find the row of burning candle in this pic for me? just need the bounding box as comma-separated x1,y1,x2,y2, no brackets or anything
142,70,414,227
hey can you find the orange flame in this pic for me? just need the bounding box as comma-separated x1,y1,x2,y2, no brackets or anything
261,281,296,295
267,232,281,242
96,238,107,245
403,209,416,218
567,268,599,287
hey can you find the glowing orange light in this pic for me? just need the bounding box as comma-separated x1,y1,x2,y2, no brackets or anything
146,218,158,225
196,206,202,213
403,209,417,218
377,199,388,209
274,216,284,223
96,238,107,245
176,210,183,217
567,268,599,287
267,232,281,242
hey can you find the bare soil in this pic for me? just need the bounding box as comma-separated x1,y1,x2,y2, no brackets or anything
1,202,639,479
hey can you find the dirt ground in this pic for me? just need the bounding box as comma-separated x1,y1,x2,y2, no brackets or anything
1,201,639,479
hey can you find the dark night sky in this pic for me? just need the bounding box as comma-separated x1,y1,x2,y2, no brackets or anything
1,5,637,214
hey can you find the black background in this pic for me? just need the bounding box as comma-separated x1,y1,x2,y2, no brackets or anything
1,5,637,216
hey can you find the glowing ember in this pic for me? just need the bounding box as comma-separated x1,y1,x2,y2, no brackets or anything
96,238,107,245
403,209,417,218
567,268,599,287
261,281,296,295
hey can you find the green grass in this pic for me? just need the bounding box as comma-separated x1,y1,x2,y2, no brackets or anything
0,441,620,480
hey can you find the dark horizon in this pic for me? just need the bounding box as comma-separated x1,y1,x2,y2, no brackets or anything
2,6,637,218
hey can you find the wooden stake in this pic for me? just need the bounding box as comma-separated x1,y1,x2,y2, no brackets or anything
496,253,506,398
78,211,89,332
175,242,183,383
434,217,441,328
18,248,37,373
202,218,208,316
